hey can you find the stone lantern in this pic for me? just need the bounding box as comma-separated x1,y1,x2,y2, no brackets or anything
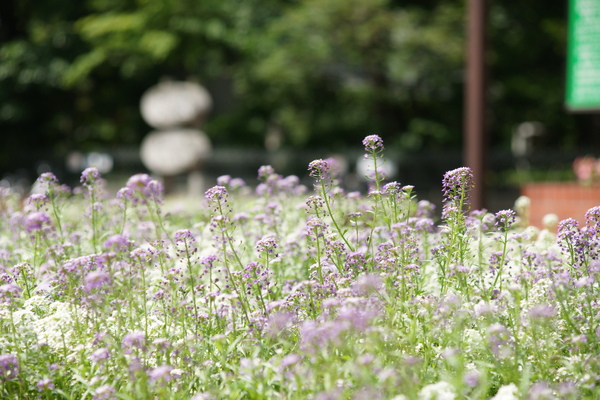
139,80,213,195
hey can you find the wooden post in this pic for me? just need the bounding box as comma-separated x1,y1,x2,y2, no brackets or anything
464,0,487,210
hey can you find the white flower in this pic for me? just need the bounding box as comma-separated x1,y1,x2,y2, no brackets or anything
542,213,559,231
514,195,530,214
418,381,456,400
490,383,519,400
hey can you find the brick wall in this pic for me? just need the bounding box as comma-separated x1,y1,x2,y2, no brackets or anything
521,183,600,229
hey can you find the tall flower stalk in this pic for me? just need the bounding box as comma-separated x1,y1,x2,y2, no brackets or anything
362,135,386,269
308,159,354,252
80,167,102,253
438,167,475,296
206,185,251,326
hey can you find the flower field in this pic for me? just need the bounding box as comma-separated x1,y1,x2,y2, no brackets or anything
1,136,600,399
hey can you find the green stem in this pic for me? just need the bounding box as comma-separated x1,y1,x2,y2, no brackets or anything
320,181,354,252
49,190,64,239
184,240,199,339
90,189,98,253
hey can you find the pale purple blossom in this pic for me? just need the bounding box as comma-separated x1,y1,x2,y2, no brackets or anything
103,234,130,252
0,354,19,381
528,304,556,320
308,159,331,181
280,353,301,368
495,209,516,231
36,377,54,392
84,270,111,292
442,167,474,205
255,235,278,255
205,186,228,203
81,167,101,187
126,173,152,191
362,135,384,152
93,384,117,400
149,365,175,385
122,331,146,352
258,165,277,182
25,211,51,233
90,348,111,363
0,283,22,305
38,172,59,185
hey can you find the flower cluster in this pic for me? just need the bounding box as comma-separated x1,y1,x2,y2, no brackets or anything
308,159,331,182
1,135,600,400
442,167,474,205
362,134,384,153
0,354,20,382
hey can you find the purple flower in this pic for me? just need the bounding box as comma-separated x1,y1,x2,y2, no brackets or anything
103,234,130,252
37,377,55,392
90,348,111,363
487,323,512,357
84,270,111,292
24,211,51,233
205,186,228,203
306,217,327,238
352,273,382,295
122,331,146,352
93,384,117,400
280,353,301,368
145,179,163,202
308,159,331,181
345,252,367,275
174,229,198,256
116,187,134,202
305,196,325,213
0,354,19,381
528,304,556,320
200,254,218,269
382,181,402,196
528,381,553,400
27,193,48,209
255,235,278,255
174,229,195,244
123,174,163,204
402,185,415,196
38,172,59,185
126,174,153,191
258,165,276,182
229,178,246,190
464,370,480,388
362,135,384,152
442,167,474,204
495,209,516,231
81,167,101,187
557,218,587,267
266,311,295,338
216,175,231,186
0,283,22,305
585,206,600,227
415,200,436,218
149,365,174,385
152,338,173,352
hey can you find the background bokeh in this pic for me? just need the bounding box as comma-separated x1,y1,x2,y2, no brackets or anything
0,0,597,205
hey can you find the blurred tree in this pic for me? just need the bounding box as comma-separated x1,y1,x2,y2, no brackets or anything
487,1,579,149
0,0,85,175
0,0,591,180
235,0,465,151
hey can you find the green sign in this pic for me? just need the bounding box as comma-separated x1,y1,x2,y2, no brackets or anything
566,0,600,111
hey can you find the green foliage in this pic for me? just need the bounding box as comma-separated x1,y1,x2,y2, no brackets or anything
235,0,465,148
0,0,589,177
